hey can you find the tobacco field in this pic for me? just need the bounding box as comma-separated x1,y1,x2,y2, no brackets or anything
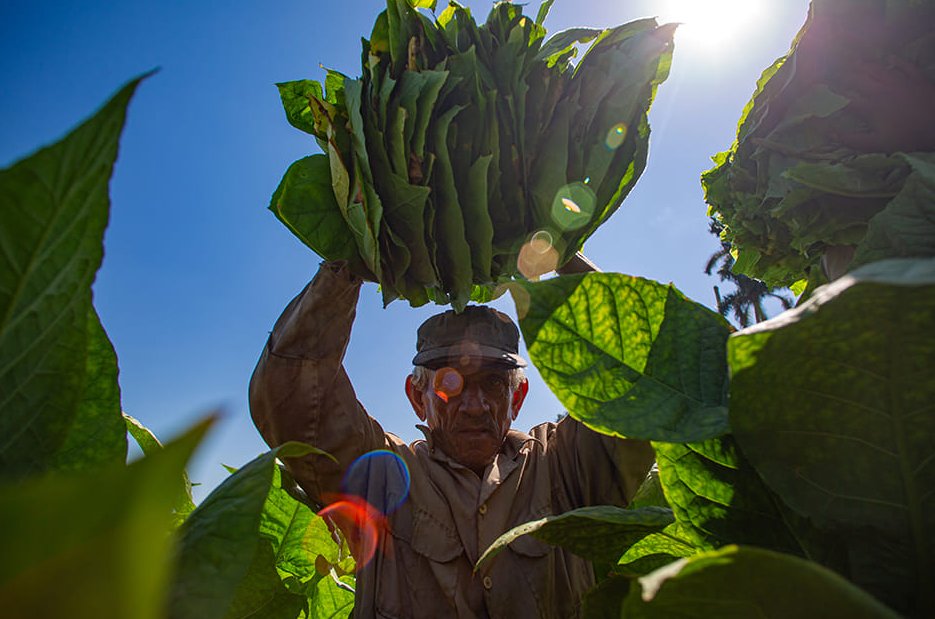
1,1,932,618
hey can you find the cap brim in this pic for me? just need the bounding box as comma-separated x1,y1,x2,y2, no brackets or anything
412,345,527,369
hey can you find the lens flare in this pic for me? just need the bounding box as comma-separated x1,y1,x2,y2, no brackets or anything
319,496,386,569
517,230,559,279
605,123,627,150
561,197,582,214
550,182,596,231
433,367,464,403
342,450,411,515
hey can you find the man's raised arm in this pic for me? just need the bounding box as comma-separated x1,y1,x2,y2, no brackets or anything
249,261,386,505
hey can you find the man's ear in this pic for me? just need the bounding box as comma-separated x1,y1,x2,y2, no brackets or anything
511,378,529,420
405,375,427,422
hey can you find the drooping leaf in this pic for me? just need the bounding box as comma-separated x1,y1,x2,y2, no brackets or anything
0,74,146,479
513,272,731,442
274,4,675,310
0,417,211,619
728,257,935,615
621,546,901,618
476,505,674,571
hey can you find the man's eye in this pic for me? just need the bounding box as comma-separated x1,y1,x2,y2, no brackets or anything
486,375,507,389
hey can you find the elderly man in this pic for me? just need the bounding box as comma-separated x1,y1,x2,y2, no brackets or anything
250,262,655,618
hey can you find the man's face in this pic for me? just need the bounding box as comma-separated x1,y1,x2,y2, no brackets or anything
406,365,528,476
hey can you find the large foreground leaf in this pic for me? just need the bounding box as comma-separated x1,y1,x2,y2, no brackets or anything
476,505,673,571
169,442,350,619
729,257,935,615
513,272,731,442
0,418,210,619
620,546,900,618
0,75,146,478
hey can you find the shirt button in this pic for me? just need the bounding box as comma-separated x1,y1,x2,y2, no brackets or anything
483,576,493,590
478,503,488,515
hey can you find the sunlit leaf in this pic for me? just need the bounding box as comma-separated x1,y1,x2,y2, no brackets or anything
514,272,731,442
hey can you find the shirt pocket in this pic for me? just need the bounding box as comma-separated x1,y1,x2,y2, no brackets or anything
377,507,464,618
409,507,462,562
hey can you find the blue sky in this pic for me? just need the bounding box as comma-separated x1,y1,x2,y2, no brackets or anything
1,0,808,499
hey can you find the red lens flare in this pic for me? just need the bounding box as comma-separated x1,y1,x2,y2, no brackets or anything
319,494,389,569
433,366,464,403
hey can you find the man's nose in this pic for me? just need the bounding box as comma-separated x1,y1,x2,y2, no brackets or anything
457,383,489,414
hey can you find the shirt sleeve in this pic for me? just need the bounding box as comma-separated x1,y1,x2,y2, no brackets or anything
248,261,388,506
537,416,656,510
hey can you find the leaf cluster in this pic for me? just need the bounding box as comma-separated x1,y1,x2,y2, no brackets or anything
481,255,935,617
273,0,675,309
702,0,935,289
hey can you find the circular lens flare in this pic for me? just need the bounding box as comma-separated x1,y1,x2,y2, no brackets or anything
550,182,596,231
342,450,411,515
433,367,464,403
605,123,628,150
518,230,559,279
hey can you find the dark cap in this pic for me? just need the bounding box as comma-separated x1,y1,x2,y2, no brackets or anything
412,306,527,369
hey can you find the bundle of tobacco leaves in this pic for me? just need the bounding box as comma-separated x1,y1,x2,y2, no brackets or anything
703,0,935,291
271,0,675,309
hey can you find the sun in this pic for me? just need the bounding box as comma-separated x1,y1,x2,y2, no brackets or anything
656,0,766,49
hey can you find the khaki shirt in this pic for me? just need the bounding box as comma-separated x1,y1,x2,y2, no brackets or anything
250,263,656,618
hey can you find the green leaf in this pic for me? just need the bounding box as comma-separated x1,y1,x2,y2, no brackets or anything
581,574,632,619
276,80,324,136
169,442,337,619
622,546,901,618
728,257,935,614
535,0,554,26
429,104,474,310
535,27,600,66
124,413,196,525
853,153,935,268
47,307,127,472
513,272,731,442
628,465,668,510
0,417,211,619
653,437,804,554
613,522,697,576
408,0,435,10
270,155,373,279
342,78,383,279
0,74,146,479
476,505,673,571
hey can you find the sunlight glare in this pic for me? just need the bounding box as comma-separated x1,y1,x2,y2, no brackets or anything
658,0,765,49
